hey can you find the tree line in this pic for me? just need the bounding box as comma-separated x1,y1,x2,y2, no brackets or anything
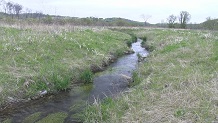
0,0,23,18
166,11,218,30
0,1,145,26
167,11,191,29
0,0,45,19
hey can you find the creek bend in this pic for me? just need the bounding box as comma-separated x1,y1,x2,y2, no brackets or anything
0,39,148,123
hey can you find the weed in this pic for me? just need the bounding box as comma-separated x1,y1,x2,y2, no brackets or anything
174,109,186,118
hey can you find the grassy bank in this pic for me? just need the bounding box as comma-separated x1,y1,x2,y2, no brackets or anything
84,28,218,122
0,25,132,106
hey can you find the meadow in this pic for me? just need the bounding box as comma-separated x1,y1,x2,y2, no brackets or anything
1,24,218,122
84,28,218,123
0,25,132,106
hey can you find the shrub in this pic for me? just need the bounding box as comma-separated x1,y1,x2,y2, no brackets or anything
126,40,132,47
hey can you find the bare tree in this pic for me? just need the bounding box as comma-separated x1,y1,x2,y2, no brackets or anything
0,0,4,12
141,14,152,26
6,2,13,14
178,11,191,28
206,16,211,21
6,1,14,18
13,3,22,19
36,11,43,21
167,14,177,28
25,8,32,18
1,0,7,13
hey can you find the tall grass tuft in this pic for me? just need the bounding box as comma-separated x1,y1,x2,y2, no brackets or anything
80,69,94,84
129,71,141,87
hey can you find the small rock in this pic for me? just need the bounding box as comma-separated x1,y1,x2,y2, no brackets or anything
108,55,117,63
102,60,109,67
39,90,47,96
7,96,17,103
141,54,147,58
165,84,169,88
138,54,147,62
124,49,135,54
120,74,132,83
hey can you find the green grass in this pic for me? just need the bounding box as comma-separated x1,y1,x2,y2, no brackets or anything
84,97,129,123
0,25,132,105
84,28,218,123
80,69,94,84
109,28,138,47
36,112,68,123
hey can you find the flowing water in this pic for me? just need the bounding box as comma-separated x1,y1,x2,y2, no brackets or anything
0,39,148,123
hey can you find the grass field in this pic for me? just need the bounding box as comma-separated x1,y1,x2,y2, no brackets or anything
84,28,218,123
0,25,132,106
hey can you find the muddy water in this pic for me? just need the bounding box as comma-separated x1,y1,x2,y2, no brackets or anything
0,39,148,123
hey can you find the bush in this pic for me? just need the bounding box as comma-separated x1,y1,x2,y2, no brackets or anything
126,40,132,47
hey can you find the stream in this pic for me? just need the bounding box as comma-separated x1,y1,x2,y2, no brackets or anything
0,39,148,123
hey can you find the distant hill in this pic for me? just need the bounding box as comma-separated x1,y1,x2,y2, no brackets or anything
201,18,218,30
104,17,145,26
0,12,146,27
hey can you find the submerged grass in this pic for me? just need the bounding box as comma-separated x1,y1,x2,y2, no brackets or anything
0,25,132,106
85,28,218,122
36,112,68,123
23,112,42,123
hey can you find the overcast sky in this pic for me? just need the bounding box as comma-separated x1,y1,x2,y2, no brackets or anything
11,0,218,24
